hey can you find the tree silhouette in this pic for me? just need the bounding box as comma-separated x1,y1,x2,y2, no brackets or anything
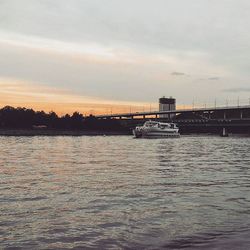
0,106,124,131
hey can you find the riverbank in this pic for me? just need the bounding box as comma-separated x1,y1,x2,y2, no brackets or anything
0,129,130,136
1,129,249,137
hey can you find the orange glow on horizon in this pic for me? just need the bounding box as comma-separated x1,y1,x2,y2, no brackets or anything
0,78,194,116
0,78,159,116
0,101,160,116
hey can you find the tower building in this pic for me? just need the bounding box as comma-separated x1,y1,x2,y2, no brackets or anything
159,96,176,119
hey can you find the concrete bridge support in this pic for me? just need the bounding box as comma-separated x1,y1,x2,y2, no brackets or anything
221,127,228,137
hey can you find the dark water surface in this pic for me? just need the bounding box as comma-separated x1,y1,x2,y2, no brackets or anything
0,136,250,249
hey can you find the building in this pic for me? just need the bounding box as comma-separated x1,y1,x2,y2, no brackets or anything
159,96,176,119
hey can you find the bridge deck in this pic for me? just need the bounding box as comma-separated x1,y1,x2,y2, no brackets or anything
96,105,250,119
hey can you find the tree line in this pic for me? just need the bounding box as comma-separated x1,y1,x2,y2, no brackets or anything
0,106,124,131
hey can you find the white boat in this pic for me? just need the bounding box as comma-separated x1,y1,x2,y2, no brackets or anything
133,121,180,138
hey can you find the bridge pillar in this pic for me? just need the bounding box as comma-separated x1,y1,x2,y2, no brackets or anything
223,112,226,120
143,115,146,119
221,127,228,137
155,114,158,118
240,111,243,119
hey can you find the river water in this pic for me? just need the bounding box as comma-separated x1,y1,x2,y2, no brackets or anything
0,136,250,249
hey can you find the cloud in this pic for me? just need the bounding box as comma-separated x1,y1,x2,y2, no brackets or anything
0,0,250,110
0,39,230,105
207,77,220,80
198,76,221,81
223,87,250,93
171,72,186,76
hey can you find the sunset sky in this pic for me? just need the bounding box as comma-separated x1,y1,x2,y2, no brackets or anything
1,0,250,114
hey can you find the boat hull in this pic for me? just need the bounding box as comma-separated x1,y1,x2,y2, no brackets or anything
133,129,180,138
141,132,180,138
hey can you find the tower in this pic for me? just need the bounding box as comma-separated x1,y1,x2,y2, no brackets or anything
159,96,176,119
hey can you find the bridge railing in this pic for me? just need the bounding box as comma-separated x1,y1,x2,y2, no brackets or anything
96,98,250,117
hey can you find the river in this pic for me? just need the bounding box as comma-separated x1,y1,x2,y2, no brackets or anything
1,136,250,249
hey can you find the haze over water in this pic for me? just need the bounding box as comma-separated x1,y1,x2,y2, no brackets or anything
1,136,250,249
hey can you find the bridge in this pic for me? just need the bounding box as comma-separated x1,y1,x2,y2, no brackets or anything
96,105,250,120
96,105,250,135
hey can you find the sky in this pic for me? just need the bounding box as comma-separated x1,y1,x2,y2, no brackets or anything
1,0,250,114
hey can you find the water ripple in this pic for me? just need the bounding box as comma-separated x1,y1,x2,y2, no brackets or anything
0,136,250,249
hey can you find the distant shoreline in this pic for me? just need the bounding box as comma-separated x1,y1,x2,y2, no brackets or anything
1,129,250,137
0,129,130,136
